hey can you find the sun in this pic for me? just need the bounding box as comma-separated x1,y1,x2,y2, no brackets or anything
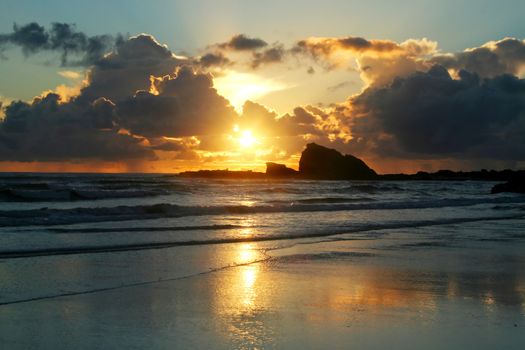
238,130,257,148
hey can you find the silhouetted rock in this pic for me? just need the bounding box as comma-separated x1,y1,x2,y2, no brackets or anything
491,179,525,194
299,143,377,180
266,162,298,177
177,142,525,181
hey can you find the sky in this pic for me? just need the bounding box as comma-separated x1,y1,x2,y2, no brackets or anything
1,0,525,173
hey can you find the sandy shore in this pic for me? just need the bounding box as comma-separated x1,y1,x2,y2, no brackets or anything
1,219,524,349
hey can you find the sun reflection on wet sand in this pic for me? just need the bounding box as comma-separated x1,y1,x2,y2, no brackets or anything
241,265,258,307
237,243,258,264
204,234,525,349
233,243,262,309
1,233,524,350
211,242,279,349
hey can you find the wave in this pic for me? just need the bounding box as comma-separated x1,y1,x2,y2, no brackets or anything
341,183,403,194
1,196,525,227
0,188,171,202
0,183,51,190
254,187,304,194
295,197,375,204
273,251,376,263
267,197,374,205
1,215,522,259
46,224,262,234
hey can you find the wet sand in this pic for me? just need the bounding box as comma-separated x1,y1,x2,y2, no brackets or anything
1,219,524,349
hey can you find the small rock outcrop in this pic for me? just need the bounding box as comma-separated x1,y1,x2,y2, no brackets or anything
299,143,377,180
491,179,525,194
266,162,298,177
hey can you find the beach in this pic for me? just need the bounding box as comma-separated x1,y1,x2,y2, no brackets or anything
0,174,524,349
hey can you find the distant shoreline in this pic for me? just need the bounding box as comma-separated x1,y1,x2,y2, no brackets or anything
0,169,524,181
177,168,525,182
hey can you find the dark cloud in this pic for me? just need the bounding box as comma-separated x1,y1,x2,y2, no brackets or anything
0,31,250,163
251,45,285,68
116,66,236,138
338,37,400,52
431,38,525,78
79,34,188,103
218,34,267,51
346,65,525,160
150,142,186,152
0,93,153,162
294,36,403,59
208,34,286,70
3,28,525,169
294,36,525,89
0,22,117,66
198,52,231,68
0,35,234,163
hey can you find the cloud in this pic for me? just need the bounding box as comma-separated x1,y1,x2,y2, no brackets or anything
345,65,525,161
0,36,229,163
79,34,189,103
116,66,236,138
238,101,326,157
201,33,295,71
251,45,285,68
0,22,117,66
295,36,403,57
0,93,154,161
204,34,286,70
295,36,437,59
356,52,429,87
58,70,82,80
431,38,525,78
0,95,13,118
294,36,438,87
218,34,268,51
213,71,290,112
197,52,231,68
3,28,525,171
43,83,83,102
294,35,525,89
327,81,355,92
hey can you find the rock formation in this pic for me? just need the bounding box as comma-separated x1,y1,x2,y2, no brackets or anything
298,143,377,180
491,179,525,194
265,162,298,177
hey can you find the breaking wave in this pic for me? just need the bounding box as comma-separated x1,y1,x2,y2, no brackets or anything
1,215,523,259
1,196,525,227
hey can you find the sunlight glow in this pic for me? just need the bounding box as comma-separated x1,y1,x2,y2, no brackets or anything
238,130,257,148
214,70,288,112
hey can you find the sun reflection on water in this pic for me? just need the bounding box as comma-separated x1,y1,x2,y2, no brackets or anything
237,200,257,207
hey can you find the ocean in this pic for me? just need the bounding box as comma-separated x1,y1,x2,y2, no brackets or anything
1,173,524,349
1,173,524,252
